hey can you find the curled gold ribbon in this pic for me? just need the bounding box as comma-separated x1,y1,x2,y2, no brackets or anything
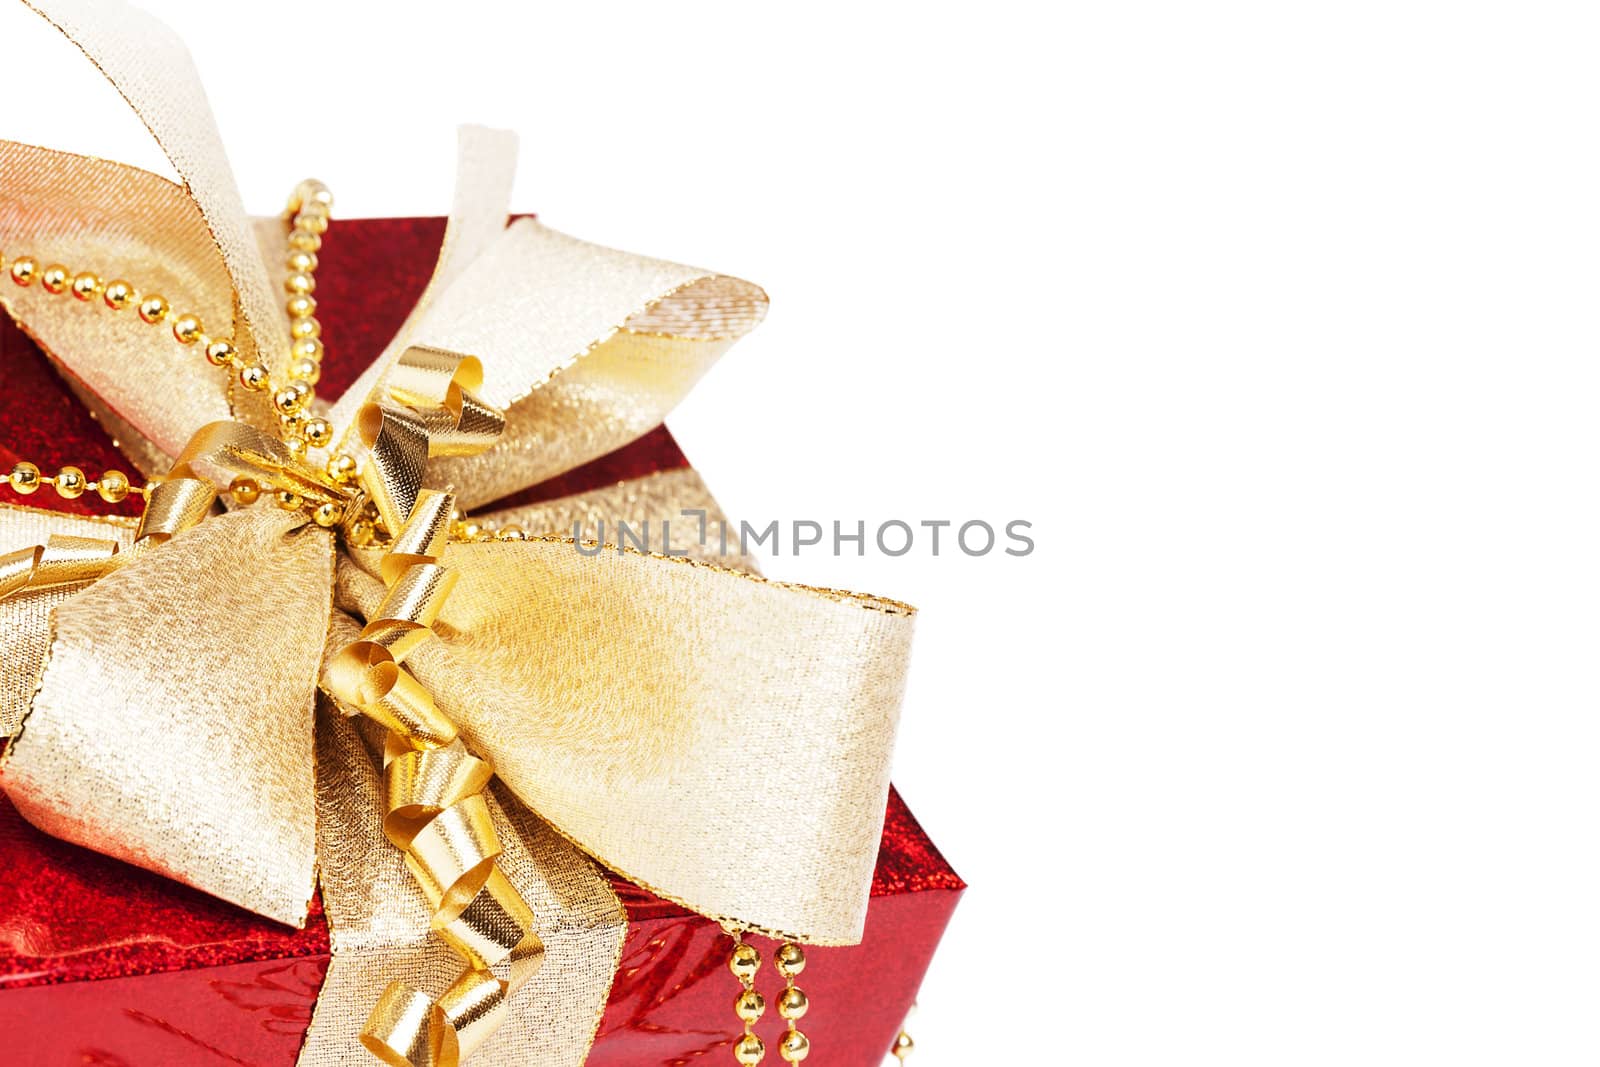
359,348,508,535
324,345,542,1065
0,533,120,599
386,346,505,458
329,489,544,1066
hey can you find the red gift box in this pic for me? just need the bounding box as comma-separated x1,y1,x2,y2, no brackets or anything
0,217,962,1065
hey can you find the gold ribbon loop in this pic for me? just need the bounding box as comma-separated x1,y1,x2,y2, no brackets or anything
328,648,459,748
383,489,455,584
0,534,120,600
412,399,502,459
367,564,459,664
382,740,494,847
404,792,502,903
358,404,434,535
434,867,540,977
386,349,505,460
359,348,505,538
437,968,511,1060
387,347,482,410
326,494,466,745
136,477,216,542
361,983,454,1067
360,963,528,1067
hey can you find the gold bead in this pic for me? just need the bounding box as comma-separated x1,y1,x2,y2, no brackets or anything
10,256,37,286
734,988,766,1024
348,519,374,546
729,942,761,984
275,490,303,511
96,469,130,503
229,477,260,505
288,357,320,384
54,466,87,499
102,280,135,310
284,271,315,295
172,314,204,344
776,987,808,1021
327,454,358,483
205,340,236,366
287,230,322,253
295,209,329,235
8,461,41,494
71,272,101,300
774,943,806,979
286,294,317,319
303,417,332,447
495,524,527,541
291,337,324,362
777,1029,809,1063
733,1034,766,1066
312,501,344,527
239,364,270,391
289,316,321,341
284,435,307,458
892,1032,914,1058
41,265,70,293
279,411,306,436
285,250,318,274
274,387,306,415
138,295,170,323
295,179,333,211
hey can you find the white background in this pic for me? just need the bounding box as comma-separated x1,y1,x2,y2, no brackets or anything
5,2,1597,1063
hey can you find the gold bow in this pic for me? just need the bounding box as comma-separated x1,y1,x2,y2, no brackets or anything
0,2,915,1065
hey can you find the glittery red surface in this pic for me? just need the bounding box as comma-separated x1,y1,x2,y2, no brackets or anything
0,217,962,1064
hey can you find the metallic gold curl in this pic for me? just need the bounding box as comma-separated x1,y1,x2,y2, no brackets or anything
358,347,507,539
0,534,120,601
136,477,215,542
361,963,528,1067
328,472,543,1066
358,404,433,535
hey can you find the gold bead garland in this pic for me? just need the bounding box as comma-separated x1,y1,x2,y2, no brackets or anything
728,932,767,1065
3,460,145,504
0,178,341,471
0,182,383,529
1,186,515,546
4,248,274,396
723,936,813,1065
773,942,810,1063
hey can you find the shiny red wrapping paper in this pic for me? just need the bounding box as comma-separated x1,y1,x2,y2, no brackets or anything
0,217,962,1065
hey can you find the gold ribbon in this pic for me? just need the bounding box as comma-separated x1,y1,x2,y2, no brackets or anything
330,490,545,1067
0,1,917,1064
0,533,120,599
